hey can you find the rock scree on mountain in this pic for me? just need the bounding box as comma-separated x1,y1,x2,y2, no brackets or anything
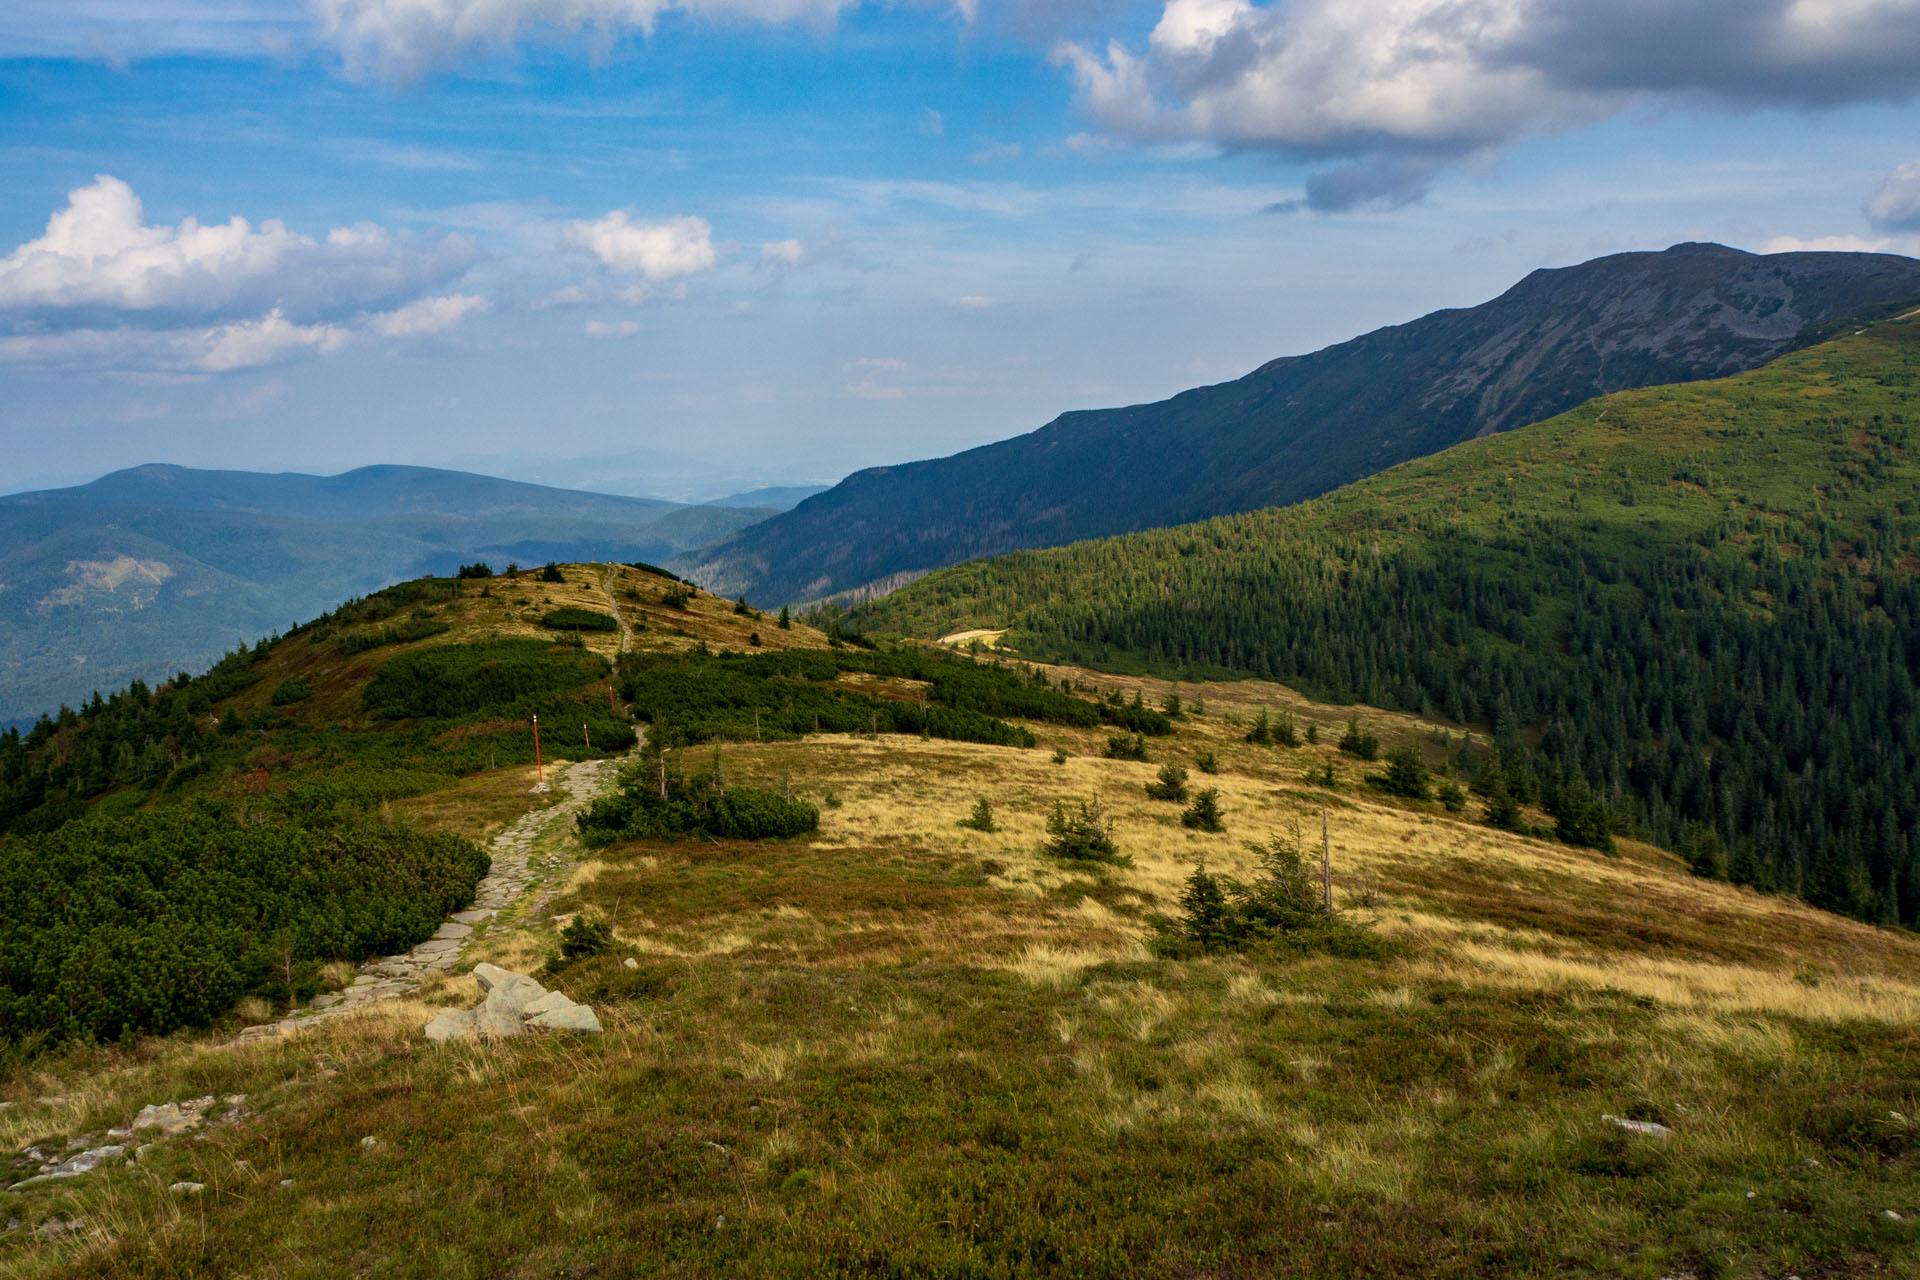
424,963,603,1041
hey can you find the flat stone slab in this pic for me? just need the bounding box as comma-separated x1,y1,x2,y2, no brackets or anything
431,922,472,940
412,939,462,955
449,910,494,925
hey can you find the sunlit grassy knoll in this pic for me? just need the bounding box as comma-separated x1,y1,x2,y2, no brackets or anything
222,562,830,728
6,677,1920,1276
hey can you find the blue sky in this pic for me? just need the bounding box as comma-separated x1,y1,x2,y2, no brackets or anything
3,0,1919,500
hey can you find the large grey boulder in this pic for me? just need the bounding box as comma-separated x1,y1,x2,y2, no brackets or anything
425,965,601,1041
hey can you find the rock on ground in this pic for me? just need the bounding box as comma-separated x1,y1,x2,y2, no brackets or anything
425,965,603,1041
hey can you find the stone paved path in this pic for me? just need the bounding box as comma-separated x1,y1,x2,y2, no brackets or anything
236,753,624,1041
601,563,634,653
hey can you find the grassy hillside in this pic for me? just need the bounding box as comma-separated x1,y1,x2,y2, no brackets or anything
2,657,1918,1276
686,243,1920,606
851,308,1920,924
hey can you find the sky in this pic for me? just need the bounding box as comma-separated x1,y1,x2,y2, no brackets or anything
2,0,1920,501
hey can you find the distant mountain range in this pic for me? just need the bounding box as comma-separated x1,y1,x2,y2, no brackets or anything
683,242,1920,605
0,464,778,724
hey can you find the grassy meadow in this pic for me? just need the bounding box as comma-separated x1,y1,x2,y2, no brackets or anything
3,660,1918,1278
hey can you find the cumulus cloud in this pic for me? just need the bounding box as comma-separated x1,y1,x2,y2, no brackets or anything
1866,161,1920,232
584,318,642,337
317,0,861,81
0,175,484,373
0,175,475,325
955,295,996,309
561,211,717,281
1057,0,1920,211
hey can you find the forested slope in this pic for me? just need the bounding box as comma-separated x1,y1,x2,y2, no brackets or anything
690,243,1920,604
852,309,1920,922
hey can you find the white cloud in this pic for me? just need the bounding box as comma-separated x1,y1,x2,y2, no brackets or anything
955,295,996,309
0,311,350,375
0,175,475,324
584,319,642,337
1763,234,1896,253
369,293,491,336
0,175,485,374
1057,0,1920,210
317,0,862,81
562,211,716,281
922,108,944,136
760,238,805,265
1867,161,1920,231
845,356,907,371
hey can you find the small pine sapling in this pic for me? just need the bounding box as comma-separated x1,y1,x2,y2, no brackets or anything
959,795,1000,832
1194,749,1220,774
1144,763,1190,802
1181,788,1225,832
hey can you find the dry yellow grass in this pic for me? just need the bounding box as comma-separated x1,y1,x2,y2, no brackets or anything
647,707,1920,1023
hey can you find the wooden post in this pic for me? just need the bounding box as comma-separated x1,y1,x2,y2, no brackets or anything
657,753,668,801
754,708,761,741
532,714,543,786
870,712,878,741
1321,802,1333,914
584,724,591,750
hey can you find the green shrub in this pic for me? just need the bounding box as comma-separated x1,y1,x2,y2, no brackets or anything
1438,780,1467,812
1373,745,1431,799
365,640,610,720
539,562,566,583
1181,788,1225,832
1042,799,1127,865
270,678,314,706
1104,733,1149,762
1149,835,1385,960
0,810,487,1044
1144,764,1189,802
542,607,619,633
559,917,613,961
958,796,999,832
455,562,492,579
1194,750,1220,775
1338,717,1380,761
577,757,819,846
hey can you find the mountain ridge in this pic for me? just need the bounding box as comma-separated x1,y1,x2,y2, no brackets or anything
685,242,1920,604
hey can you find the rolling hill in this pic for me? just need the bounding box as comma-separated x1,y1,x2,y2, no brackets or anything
686,242,1920,605
0,464,776,725
851,304,1920,925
